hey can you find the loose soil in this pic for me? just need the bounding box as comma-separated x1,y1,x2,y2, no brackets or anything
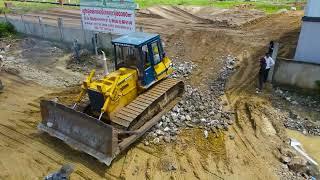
0,7,314,180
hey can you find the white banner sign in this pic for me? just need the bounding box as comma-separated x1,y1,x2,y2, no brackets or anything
81,7,135,34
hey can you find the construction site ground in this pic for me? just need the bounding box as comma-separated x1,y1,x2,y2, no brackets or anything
1,6,318,180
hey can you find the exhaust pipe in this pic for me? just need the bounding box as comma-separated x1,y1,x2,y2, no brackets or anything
101,51,109,76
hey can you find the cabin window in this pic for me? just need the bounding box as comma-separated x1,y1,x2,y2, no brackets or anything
151,42,161,64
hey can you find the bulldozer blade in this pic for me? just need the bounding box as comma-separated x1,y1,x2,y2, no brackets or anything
38,100,119,166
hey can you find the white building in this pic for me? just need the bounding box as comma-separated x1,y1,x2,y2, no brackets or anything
294,0,320,64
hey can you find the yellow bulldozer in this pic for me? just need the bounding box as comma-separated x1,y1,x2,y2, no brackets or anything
38,32,184,166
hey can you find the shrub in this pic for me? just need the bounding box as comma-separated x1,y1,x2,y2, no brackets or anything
316,80,320,89
0,22,16,38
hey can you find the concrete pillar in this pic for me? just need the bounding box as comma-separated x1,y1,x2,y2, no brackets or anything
38,16,45,38
268,42,279,82
57,17,64,42
21,15,27,34
92,33,98,55
80,17,87,45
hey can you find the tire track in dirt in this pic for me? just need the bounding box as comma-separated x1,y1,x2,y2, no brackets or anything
0,123,109,179
0,9,303,180
0,134,45,179
219,12,303,180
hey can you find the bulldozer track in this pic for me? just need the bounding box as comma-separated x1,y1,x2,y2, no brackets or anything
111,78,184,129
0,124,107,179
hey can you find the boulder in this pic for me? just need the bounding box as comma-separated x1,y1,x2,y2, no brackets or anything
185,121,194,128
288,156,308,173
171,136,177,142
156,130,164,136
229,134,235,140
180,115,186,121
307,164,320,179
163,127,171,132
280,147,297,158
204,130,208,139
164,136,171,143
153,138,160,144
280,156,291,164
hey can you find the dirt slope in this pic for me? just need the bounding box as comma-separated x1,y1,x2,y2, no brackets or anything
0,73,288,180
0,9,304,180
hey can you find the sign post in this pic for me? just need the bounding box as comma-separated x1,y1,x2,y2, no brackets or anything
80,0,136,35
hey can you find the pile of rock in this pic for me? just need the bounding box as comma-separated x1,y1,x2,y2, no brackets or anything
273,88,320,136
274,88,320,109
146,85,234,144
171,61,196,78
276,163,307,180
284,111,320,136
210,55,237,97
1,54,81,87
278,146,320,179
145,55,237,144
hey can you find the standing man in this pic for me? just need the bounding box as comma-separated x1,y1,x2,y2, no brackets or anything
264,53,275,83
257,57,267,93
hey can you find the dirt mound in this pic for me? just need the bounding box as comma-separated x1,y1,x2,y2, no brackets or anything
66,50,104,73
1,37,84,87
137,5,265,28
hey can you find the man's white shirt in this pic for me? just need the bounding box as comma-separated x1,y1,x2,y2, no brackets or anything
264,56,275,69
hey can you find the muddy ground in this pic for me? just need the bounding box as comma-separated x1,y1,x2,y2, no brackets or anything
0,6,318,180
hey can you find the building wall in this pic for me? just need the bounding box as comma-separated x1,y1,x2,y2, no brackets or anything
294,21,320,64
305,0,320,17
294,0,320,64
0,16,116,51
273,58,320,90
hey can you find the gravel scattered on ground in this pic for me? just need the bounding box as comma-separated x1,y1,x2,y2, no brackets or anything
284,111,320,136
145,55,237,144
277,146,320,180
2,57,80,87
0,38,83,88
274,88,320,109
273,88,320,136
276,163,306,180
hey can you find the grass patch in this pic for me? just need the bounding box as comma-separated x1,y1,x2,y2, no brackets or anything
0,22,16,37
0,0,305,14
135,0,304,13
